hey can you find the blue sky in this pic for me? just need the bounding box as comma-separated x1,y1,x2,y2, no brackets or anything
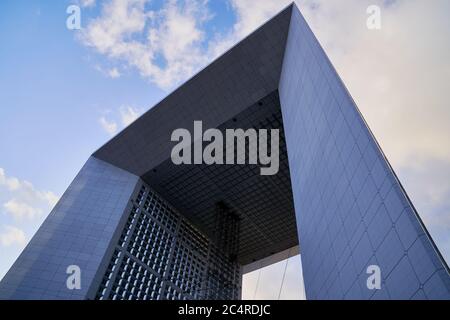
1,0,449,300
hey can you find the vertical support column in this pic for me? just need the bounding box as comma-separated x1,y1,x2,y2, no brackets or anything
279,7,450,299
0,157,140,300
203,202,241,300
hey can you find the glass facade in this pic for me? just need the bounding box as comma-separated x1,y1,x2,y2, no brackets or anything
95,184,241,300
279,6,450,299
0,157,140,299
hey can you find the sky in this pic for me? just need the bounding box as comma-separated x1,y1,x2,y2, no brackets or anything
0,0,449,300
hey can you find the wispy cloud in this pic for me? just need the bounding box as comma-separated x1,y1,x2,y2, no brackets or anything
94,65,122,79
99,105,144,135
1,167,58,225
119,105,142,126
0,168,58,211
3,199,43,221
0,168,21,191
81,0,284,90
0,226,26,248
80,0,96,8
99,116,118,135
396,155,450,263
108,67,121,79
81,0,212,90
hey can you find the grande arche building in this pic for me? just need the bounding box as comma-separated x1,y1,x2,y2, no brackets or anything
1,4,449,300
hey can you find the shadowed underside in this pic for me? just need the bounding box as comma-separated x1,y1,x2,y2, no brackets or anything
93,8,299,266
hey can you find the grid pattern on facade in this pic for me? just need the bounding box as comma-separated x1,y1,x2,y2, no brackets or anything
97,249,165,300
279,6,450,299
95,184,241,300
166,240,205,299
0,157,140,300
144,91,298,265
204,246,241,299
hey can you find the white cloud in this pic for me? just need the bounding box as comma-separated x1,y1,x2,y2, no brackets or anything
80,0,288,89
0,168,59,210
42,191,59,208
1,168,58,226
108,67,121,78
80,0,96,8
99,105,143,134
81,0,212,89
94,65,122,79
230,0,290,38
0,168,21,191
99,116,118,135
397,157,450,227
120,105,142,126
4,199,43,221
18,180,59,208
0,226,26,248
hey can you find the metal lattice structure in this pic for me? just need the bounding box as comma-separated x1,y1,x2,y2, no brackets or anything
95,184,241,300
